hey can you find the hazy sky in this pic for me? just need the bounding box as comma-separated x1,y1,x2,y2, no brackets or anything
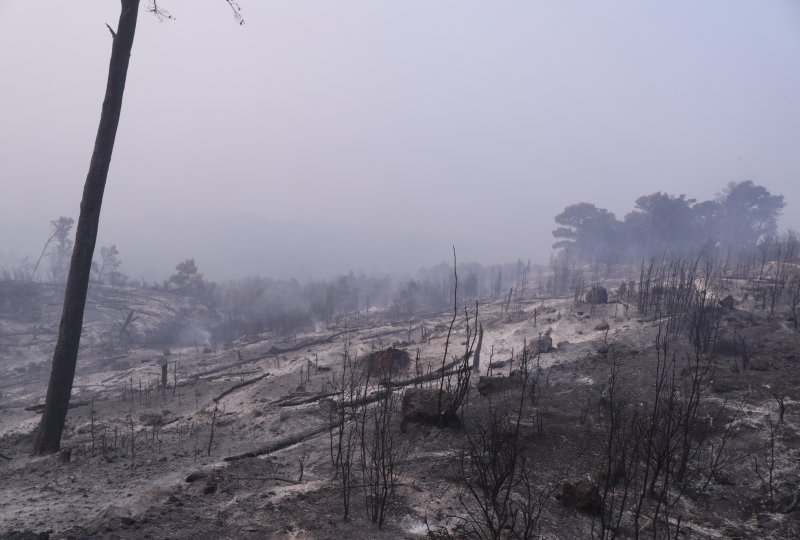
1,1,799,281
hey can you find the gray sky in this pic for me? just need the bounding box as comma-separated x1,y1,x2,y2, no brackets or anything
2,1,799,281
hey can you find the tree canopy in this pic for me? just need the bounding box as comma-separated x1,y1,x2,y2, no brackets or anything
552,181,786,262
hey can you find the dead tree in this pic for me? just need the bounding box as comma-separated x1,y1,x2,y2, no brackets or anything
32,0,244,455
472,324,483,373
458,343,549,539
33,0,141,455
358,372,408,528
329,335,363,521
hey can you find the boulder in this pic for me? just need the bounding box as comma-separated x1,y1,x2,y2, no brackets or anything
361,347,411,379
556,479,602,514
185,471,209,483
756,512,781,530
530,329,554,354
401,388,451,423
476,376,519,396
139,413,163,426
773,481,798,509
711,377,743,393
748,357,770,371
585,286,608,304
96,505,135,527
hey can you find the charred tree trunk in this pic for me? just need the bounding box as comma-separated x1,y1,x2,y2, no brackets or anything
472,324,483,373
33,0,140,455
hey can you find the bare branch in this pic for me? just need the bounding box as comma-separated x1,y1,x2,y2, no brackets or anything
224,0,245,25
146,1,175,22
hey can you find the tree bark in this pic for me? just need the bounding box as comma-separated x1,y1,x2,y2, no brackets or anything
33,0,140,454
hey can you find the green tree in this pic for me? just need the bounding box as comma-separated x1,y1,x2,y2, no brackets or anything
625,193,698,256
552,203,620,261
169,258,204,291
716,181,785,248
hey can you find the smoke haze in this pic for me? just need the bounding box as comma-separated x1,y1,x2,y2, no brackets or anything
1,1,799,280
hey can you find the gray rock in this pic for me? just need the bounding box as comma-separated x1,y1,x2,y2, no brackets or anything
585,286,608,304
748,357,770,371
557,479,602,514
96,505,135,526
185,471,209,483
476,376,519,396
401,388,451,423
711,377,743,393
756,512,781,530
531,329,554,354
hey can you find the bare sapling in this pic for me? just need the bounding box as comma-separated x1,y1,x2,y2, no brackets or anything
443,303,479,422
438,247,459,418
328,334,362,521
458,342,550,539
358,368,409,528
207,404,218,456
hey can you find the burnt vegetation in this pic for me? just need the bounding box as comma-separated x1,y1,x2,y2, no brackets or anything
2,183,800,538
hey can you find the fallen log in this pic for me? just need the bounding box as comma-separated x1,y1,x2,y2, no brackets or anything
213,372,270,403
274,391,338,408
227,476,300,484
25,400,91,413
224,421,340,462
249,330,347,361
338,390,390,410
380,364,467,388
193,350,255,379
196,330,348,380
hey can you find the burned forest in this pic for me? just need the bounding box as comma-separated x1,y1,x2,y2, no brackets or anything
3,228,800,538
2,1,799,539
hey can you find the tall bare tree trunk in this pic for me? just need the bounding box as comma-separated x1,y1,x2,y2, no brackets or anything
33,0,140,454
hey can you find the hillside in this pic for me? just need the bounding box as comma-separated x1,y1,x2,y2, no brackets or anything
1,276,799,539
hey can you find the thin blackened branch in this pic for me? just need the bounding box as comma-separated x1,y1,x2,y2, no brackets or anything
146,1,175,22
224,0,245,25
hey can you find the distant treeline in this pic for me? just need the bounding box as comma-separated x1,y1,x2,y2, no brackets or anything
147,257,546,343
552,181,786,263
209,258,544,340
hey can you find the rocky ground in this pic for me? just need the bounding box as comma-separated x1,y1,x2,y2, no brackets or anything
1,279,799,538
